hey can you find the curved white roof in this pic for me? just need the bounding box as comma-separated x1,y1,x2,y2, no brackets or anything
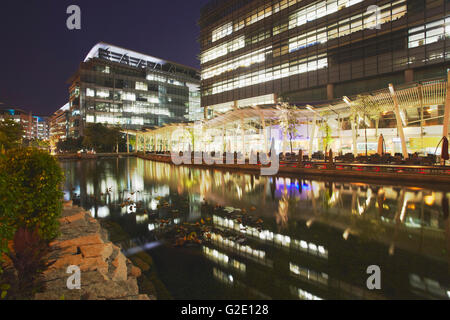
84,42,166,65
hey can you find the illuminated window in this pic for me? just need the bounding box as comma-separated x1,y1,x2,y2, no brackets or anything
201,36,245,64
202,47,270,79
212,22,233,42
123,92,136,101
289,0,364,30
96,89,110,99
86,88,95,97
409,17,450,48
136,81,148,91
206,54,328,96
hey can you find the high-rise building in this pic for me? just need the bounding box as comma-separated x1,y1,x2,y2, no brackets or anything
67,42,201,138
199,0,450,117
32,115,50,141
49,103,70,150
0,107,50,141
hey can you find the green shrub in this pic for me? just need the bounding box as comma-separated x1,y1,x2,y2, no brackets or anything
0,154,17,270
0,148,64,242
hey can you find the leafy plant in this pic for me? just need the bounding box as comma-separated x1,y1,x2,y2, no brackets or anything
8,227,53,299
1,284,10,300
0,153,17,271
82,123,124,153
0,118,24,151
278,102,299,154
0,148,64,241
55,137,84,153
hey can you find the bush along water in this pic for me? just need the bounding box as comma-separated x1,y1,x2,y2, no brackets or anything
0,148,64,299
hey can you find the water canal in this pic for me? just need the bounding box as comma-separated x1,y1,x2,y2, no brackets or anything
60,157,450,300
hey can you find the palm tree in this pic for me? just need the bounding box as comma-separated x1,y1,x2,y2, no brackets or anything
278,102,298,154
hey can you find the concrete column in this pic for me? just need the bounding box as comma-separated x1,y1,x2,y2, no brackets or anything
404,69,414,83
443,71,450,139
204,107,209,120
389,84,409,159
327,83,334,100
309,114,317,159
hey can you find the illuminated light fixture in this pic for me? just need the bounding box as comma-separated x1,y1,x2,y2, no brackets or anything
389,84,395,95
343,96,351,105
300,241,308,249
424,194,435,206
343,228,351,240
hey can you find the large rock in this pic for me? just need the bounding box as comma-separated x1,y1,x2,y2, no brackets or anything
111,252,127,282
80,243,113,260
32,205,151,300
52,234,104,249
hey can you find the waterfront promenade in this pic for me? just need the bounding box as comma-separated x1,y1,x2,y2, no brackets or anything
136,152,450,186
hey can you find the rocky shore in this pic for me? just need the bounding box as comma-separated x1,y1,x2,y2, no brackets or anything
32,201,153,300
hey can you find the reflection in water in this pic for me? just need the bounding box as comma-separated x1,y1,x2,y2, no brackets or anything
61,158,450,300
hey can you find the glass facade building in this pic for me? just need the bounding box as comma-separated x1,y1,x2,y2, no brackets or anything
68,42,201,138
0,107,49,141
199,0,450,116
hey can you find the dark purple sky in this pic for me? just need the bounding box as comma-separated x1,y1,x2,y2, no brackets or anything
0,0,210,116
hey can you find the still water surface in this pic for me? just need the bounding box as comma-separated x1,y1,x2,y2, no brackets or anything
61,157,450,300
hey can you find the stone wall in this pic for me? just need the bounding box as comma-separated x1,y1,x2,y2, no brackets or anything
33,202,153,300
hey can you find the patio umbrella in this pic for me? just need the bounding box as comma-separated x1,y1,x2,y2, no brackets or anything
442,136,449,161
377,134,384,156
329,149,334,164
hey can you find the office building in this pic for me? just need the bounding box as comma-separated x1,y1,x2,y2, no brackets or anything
67,42,201,138
199,0,449,115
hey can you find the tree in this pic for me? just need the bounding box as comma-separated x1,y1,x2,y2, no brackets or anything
351,95,384,157
0,118,24,150
278,103,299,154
82,123,122,153
319,120,333,154
23,139,50,150
56,137,84,153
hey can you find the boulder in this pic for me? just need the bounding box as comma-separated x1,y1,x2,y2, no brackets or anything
80,243,113,261
111,253,128,282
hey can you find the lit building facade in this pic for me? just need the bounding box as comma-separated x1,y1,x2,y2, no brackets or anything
0,107,32,139
67,42,201,138
32,115,50,141
199,0,450,115
0,107,49,141
192,0,450,156
49,103,71,150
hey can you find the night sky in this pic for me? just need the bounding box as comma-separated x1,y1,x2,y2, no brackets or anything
0,0,211,116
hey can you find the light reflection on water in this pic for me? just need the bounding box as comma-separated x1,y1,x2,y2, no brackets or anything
61,157,450,300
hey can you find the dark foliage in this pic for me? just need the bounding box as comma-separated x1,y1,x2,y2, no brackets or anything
56,137,84,153
8,227,53,299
